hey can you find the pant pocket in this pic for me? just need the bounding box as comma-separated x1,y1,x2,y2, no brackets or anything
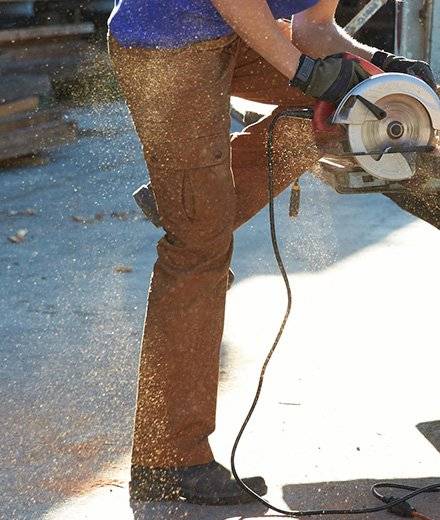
181,162,236,232
146,133,230,171
146,133,235,239
148,168,188,228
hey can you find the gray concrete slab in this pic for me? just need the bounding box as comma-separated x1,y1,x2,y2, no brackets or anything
1,101,439,520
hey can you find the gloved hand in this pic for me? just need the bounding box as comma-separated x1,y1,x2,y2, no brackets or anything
289,54,370,104
372,50,437,91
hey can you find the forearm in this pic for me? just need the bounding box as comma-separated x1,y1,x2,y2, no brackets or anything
210,0,301,79
291,18,377,61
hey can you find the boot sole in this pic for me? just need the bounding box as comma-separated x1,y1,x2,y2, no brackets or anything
130,480,267,506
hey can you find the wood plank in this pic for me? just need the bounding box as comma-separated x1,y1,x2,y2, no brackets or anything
386,192,440,230
0,22,94,45
0,96,39,118
0,73,52,103
0,39,91,63
0,154,49,169
5,58,92,82
0,107,63,133
0,119,77,160
0,40,94,77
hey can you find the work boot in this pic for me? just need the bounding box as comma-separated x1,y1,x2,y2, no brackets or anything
129,461,267,505
133,183,236,289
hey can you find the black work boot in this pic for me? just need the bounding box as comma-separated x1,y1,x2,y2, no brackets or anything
129,461,267,505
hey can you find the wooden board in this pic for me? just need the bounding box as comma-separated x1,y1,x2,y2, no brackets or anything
0,107,63,132
0,96,39,118
0,40,94,78
0,119,77,160
386,192,440,230
0,38,91,61
0,22,94,45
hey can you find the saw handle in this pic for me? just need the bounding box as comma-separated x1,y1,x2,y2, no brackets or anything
312,52,384,134
342,52,384,76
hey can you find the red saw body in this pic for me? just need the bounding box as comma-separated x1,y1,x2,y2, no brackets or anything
312,52,385,135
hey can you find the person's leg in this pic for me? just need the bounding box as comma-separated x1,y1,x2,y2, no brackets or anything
129,34,321,232
230,38,320,229
108,34,238,469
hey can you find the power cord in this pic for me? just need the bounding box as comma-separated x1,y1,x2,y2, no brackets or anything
230,109,439,519
372,482,440,519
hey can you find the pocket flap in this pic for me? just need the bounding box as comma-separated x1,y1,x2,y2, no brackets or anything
146,133,230,170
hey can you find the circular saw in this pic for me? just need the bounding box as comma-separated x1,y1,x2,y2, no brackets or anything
302,53,440,195
332,72,440,181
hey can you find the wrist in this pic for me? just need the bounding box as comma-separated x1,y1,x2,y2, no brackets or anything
289,54,317,91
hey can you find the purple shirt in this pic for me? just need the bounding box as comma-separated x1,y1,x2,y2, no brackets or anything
108,0,319,48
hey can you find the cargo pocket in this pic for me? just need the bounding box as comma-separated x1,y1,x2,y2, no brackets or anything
146,133,233,230
146,133,229,171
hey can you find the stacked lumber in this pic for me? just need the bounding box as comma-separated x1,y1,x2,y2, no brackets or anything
0,18,97,162
0,22,96,79
0,100,77,162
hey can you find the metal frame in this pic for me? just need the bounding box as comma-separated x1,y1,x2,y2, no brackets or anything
395,0,429,59
344,0,389,35
428,0,440,77
395,0,440,78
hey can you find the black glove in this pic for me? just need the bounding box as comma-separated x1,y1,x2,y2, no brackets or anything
289,54,370,104
372,50,437,91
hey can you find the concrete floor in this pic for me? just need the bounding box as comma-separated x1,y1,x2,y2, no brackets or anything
1,101,439,520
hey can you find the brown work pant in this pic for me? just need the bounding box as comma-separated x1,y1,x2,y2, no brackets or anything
108,32,319,468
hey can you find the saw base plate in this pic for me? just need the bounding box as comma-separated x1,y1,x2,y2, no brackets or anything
317,151,440,195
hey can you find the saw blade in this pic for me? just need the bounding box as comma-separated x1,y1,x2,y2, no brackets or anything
348,93,433,180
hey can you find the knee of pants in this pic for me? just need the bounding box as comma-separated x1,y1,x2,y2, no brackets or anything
152,160,236,268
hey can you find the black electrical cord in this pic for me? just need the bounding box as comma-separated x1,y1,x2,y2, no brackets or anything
372,482,440,518
372,482,440,502
230,108,440,517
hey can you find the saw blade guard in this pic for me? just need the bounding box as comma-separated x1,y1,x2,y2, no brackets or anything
332,73,440,181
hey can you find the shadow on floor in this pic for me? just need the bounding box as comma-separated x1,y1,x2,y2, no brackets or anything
282,477,440,520
418,421,440,455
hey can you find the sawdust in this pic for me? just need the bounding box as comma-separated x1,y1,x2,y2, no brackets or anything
18,431,126,497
